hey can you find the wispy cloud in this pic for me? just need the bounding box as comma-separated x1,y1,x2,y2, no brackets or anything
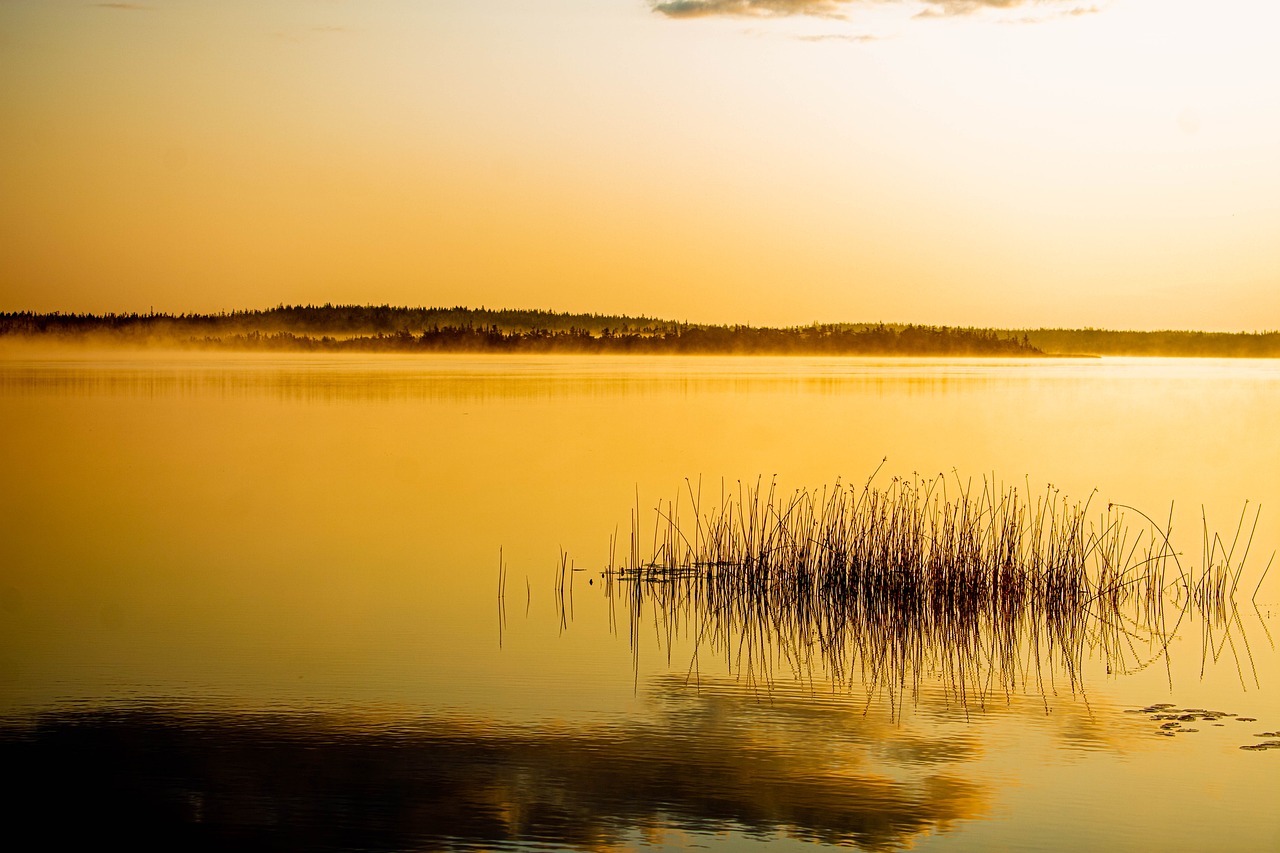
913,0,1103,18
915,0,1024,16
651,0,1096,20
994,5,1102,24
651,1,851,19
795,32,880,42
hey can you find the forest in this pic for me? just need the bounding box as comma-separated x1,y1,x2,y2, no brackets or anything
1,305,1039,356
1018,327,1280,358
3,304,1278,356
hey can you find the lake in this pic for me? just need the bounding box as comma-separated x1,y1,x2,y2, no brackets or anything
1,352,1278,851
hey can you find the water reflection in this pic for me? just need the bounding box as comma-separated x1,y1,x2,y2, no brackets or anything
8,353,1277,405
566,475,1272,723
0,354,1062,404
593,575,1273,727
2,684,993,852
4,353,1279,850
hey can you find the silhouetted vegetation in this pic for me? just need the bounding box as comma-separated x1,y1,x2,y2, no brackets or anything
0,304,672,339
567,473,1266,713
0,305,1039,355
185,324,1036,355
6,306,1277,355
1022,327,1280,357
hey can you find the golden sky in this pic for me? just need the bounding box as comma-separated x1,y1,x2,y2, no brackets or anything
1,0,1277,329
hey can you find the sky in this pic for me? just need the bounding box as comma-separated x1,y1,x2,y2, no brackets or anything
1,0,1277,330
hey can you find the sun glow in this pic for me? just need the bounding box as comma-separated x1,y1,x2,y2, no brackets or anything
1,1,1277,330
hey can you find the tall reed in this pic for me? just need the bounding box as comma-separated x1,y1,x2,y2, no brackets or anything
591,474,1264,713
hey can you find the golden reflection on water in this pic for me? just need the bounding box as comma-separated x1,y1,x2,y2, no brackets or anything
2,674,1269,851
1,681,994,851
1,352,1278,849
2,354,1279,699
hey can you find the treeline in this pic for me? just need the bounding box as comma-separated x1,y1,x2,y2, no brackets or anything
0,304,673,337
188,324,1039,356
1021,328,1280,358
7,305,1277,356
0,305,1040,355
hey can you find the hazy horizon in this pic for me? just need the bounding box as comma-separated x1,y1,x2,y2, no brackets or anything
5,303,1280,338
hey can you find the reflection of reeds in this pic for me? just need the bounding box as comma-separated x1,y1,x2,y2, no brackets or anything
591,474,1263,715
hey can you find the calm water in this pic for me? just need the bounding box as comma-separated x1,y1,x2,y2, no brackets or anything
1,352,1278,851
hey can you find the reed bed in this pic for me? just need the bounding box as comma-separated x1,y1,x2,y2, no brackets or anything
590,473,1266,713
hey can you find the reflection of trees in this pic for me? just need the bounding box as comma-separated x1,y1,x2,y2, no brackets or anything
1,694,988,852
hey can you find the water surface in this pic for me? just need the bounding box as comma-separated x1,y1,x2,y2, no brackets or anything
1,352,1278,850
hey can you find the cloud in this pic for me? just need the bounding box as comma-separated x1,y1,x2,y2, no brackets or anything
916,0,1100,17
652,0,1095,20
915,0,1024,16
795,32,880,42
651,0,852,18
994,5,1101,24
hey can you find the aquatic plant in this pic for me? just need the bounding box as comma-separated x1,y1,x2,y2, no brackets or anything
576,470,1268,714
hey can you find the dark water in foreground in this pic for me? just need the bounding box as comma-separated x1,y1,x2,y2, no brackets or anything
2,353,1278,850
5,692,988,851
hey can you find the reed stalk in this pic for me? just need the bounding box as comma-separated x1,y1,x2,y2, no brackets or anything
588,475,1264,713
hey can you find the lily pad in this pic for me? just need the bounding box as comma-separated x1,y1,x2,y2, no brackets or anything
1239,741,1280,751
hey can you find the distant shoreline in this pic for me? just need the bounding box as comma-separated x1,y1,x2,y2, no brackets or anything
3,305,1278,358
